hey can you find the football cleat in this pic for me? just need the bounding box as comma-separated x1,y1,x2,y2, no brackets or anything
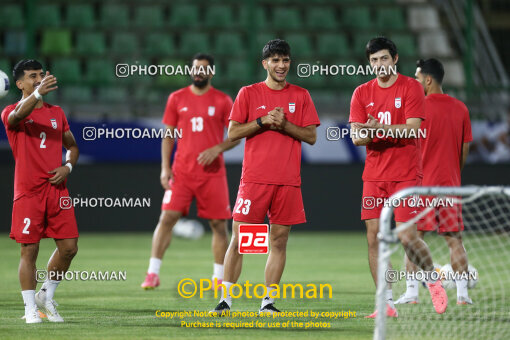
141,272,160,290
258,303,281,316
22,307,42,324
457,296,473,305
427,281,448,314
365,304,398,318
35,291,64,322
394,294,419,304
209,301,230,316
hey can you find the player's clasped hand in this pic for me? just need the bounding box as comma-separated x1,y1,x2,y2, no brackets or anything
357,114,382,129
48,165,70,185
37,71,58,96
265,107,287,130
197,145,221,166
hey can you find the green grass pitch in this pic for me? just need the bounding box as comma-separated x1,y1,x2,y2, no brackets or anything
0,232,376,339
1,232,507,339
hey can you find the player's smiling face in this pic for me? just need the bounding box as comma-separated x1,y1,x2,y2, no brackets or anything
369,50,398,80
17,69,44,96
263,54,290,83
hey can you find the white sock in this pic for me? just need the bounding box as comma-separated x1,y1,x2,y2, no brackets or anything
41,279,60,301
221,281,233,307
148,257,162,275
261,286,276,308
212,263,223,281
457,278,469,299
386,289,394,308
21,290,36,313
406,279,419,297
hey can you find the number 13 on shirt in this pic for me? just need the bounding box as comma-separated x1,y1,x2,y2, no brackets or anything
190,117,203,132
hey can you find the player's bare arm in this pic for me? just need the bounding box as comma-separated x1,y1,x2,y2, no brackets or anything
197,139,240,166
358,115,422,135
8,71,58,127
461,142,469,170
350,123,373,146
227,110,278,142
281,121,317,145
160,125,175,190
48,130,79,185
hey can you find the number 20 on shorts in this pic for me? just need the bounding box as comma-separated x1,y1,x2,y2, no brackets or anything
238,224,269,254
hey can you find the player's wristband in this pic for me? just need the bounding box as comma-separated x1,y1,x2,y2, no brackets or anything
256,117,263,128
33,88,43,100
65,163,73,173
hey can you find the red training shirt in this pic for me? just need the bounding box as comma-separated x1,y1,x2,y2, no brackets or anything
162,86,233,177
229,82,320,186
2,102,70,200
349,74,425,182
421,94,472,186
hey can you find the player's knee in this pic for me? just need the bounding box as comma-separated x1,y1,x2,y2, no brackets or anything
229,236,239,251
445,232,463,246
209,219,227,235
270,234,288,252
21,243,39,262
160,211,180,228
62,245,78,260
366,231,378,247
400,237,410,249
399,233,414,248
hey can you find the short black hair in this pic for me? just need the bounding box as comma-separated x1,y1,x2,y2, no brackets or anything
192,53,214,67
416,58,444,84
262,39,291,59
13,59,43,81
365,37,398,60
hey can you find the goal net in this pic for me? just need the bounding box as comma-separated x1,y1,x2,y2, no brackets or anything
374,186,510,340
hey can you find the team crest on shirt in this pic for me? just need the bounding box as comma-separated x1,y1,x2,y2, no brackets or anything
208,106,215,116
289,102,296,113
50,118,57,129
395,97,402,108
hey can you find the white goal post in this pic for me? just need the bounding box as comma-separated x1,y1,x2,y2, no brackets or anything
374,186,510,340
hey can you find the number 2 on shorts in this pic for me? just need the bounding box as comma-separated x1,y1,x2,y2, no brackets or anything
22,217,31,234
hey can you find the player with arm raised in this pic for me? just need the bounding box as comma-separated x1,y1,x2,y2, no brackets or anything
141,54,239,290
396,58,473,305
209,39,320,315
349,38,448,318
1,60,79,323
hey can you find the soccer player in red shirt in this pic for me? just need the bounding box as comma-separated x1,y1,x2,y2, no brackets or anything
209,39,320,315
141,54,239,290
1,60,79,323
349,38,448,317
396,58,473,305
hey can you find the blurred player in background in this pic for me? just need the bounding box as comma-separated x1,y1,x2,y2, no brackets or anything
141,54,239,290
1,60,79,323
209,39,320,315
396,58,473,305
350,38,448,317
469,107,510,163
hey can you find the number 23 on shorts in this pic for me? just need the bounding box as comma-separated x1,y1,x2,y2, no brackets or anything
234,198,251,215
